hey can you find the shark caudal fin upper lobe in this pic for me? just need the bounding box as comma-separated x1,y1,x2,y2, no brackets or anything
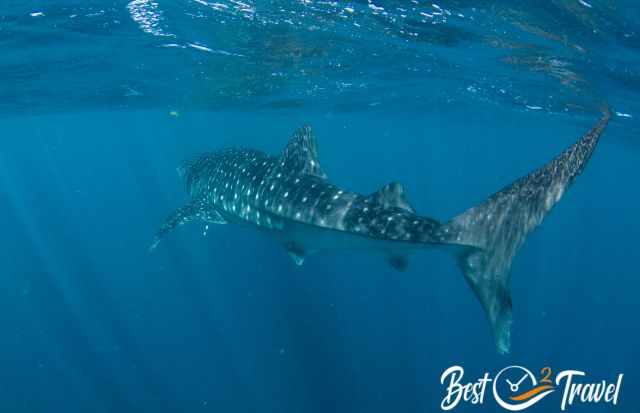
441,108,611,354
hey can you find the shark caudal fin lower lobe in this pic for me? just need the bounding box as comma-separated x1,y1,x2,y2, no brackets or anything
441,108,611,354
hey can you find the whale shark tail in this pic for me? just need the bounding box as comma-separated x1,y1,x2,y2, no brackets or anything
441,108,611,354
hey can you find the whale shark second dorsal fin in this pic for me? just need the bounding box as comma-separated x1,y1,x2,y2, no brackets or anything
281,125,327,179
369,182,416,213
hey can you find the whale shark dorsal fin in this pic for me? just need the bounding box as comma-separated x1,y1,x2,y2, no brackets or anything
369,182,416,213
281,125,327,179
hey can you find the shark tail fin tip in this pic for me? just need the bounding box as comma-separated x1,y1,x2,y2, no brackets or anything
442,109,610,353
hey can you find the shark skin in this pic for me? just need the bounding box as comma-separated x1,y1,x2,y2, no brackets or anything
151,109,611,354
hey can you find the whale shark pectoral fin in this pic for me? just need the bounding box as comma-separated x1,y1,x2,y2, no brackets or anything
202,208,227,224
150,199,221,252
387,254,409,272
284,242,306,266
280,125,327,179
369,182,415,213
150,203,199,252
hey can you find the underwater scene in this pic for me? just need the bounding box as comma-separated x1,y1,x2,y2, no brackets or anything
1,1,639,412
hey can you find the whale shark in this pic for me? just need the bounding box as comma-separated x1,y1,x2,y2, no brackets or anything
151,109,610,353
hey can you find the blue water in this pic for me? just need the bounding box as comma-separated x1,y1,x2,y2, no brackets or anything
1,2,639,412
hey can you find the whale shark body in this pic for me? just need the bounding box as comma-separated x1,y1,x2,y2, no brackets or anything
152,110,610,353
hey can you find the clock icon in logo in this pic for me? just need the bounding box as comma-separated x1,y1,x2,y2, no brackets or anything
492,366,555,411
506,372,530,393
